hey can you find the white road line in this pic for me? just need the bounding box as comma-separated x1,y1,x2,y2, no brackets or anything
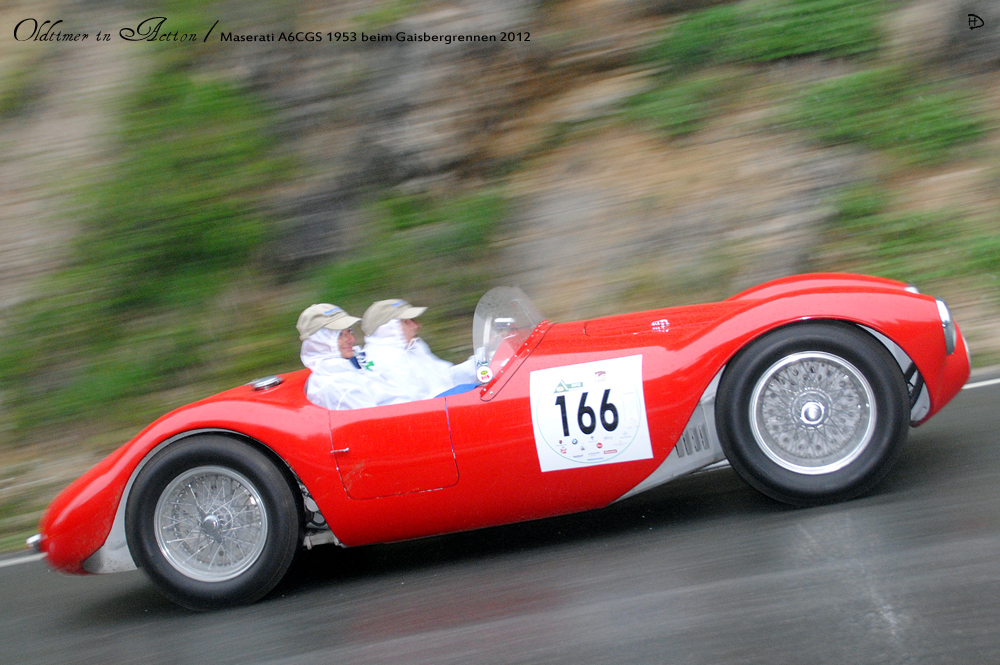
0,553,45,569
963,377,1000,390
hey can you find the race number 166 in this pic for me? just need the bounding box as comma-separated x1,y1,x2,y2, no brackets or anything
554,389,618,436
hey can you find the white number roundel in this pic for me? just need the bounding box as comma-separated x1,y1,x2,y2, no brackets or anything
529,355,653,472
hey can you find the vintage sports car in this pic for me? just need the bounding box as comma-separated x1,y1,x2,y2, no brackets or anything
31,273,970,609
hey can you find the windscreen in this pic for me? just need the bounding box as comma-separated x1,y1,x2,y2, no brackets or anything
473,287,544,369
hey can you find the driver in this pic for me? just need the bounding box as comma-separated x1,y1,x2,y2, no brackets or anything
361,299,478,401
297,304,410,410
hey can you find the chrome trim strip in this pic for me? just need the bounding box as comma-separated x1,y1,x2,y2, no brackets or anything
936,299,956,355
249,375,283,391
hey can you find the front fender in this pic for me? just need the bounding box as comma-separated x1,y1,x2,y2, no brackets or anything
38,370,333,574
711,288,968,421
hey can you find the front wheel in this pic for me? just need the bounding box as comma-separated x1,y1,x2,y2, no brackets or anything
716,322,910,505
125,435,299,609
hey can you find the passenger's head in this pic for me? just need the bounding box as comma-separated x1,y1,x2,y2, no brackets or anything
362,299,427,343
297,304,361,359
399,318,420,343
337,328,356,356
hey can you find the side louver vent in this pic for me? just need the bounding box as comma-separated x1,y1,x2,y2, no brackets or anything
675,422,711,458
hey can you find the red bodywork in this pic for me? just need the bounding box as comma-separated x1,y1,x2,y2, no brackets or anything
38,274,970,574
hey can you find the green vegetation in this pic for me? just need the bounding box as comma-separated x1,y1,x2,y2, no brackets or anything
631,0,989,313
834,182,891,226
0,61,285,433
374,193,442,231
0,180,506,438
637,0,985,163
734,0,884,62
622,73,742,138
354,0,425,32
827,183,997,287
791,67,985,165
0,0,507,446
315,190,506,358
630,0,886,140
0,58,45,119
970,233,1000,274
646,0,884,73
645,4,741,73
91,69,280,312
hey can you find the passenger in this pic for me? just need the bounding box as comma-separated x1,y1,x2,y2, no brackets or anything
297,304,409,410
361,299,478,401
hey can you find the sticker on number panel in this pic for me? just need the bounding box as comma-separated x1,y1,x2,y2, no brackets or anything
529,355,652,472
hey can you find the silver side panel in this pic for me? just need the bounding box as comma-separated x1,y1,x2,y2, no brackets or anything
82,428,339,574
860,326,930,423
615,369,727,502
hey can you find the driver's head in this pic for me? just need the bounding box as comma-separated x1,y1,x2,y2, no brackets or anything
297,304,361,358
362,299,427,342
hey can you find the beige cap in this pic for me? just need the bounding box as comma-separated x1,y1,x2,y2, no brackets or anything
362,299,427,335
296,304,361,341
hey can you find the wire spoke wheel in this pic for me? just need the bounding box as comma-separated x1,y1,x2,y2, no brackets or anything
716,323,909,505
126,436,300,609
155,466,269,582
749,352,876,475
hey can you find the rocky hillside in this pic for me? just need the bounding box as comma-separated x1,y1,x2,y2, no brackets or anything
0,0,998,550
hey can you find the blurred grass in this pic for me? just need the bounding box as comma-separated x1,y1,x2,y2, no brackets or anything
631,0,994,307
354,0,425,32
629,0,887,140
0,66,42,119
0,0,508,447
0,488,41,553
621,73,743,138
90,71,281,312
0,50,285,435
0,181,506,441
646,0,885,73
733,0,882,61
314,190,506,359
791,67,986,165
825,183,999,287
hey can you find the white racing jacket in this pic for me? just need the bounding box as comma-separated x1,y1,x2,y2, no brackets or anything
362,320,477,401
300,328,410,410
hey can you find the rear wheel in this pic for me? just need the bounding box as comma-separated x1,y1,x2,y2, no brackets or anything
125,435,299,609
716,322,909,505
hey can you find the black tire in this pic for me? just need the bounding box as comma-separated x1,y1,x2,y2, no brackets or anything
716,322,909,505
125,435,299,610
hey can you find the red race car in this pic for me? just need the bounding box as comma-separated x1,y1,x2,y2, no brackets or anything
30,273,970,609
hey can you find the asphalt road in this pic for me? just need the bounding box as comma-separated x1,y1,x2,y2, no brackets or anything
2,378,999,665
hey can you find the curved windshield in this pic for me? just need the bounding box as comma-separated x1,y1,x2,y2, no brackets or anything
473,287,544,370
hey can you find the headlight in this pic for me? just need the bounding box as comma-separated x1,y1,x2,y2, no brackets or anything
905,284,920,294
935,298,956,355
